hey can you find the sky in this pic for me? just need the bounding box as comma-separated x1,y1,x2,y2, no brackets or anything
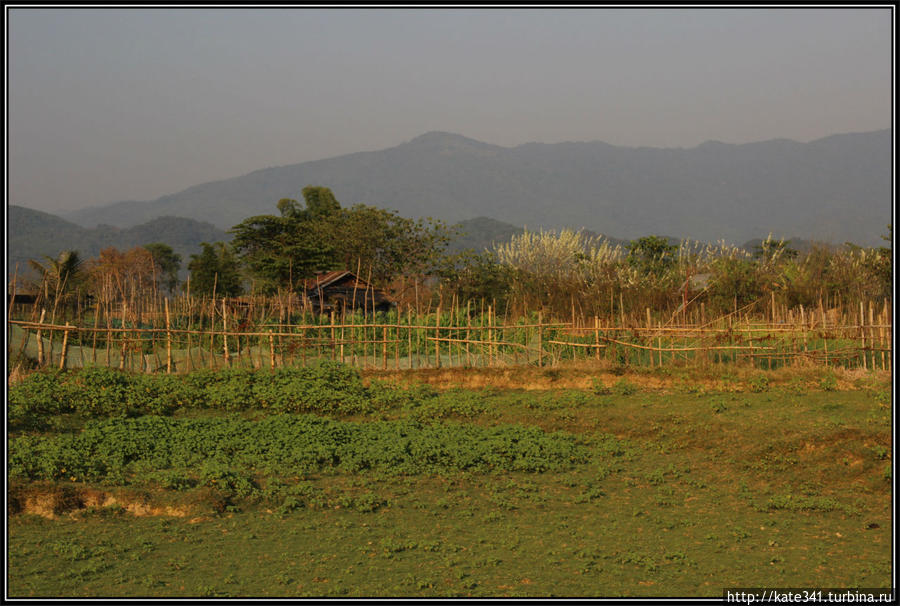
6,6,894,215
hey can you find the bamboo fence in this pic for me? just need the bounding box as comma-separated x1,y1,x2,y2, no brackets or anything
7,294,893,374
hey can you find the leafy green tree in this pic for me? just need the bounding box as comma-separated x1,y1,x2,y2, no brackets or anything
330,205,453,283
187,242,243,297
143,243,182,294
301,186,341,219
626,236,678,277
230,214,335,294
231,187,453,293
436,250,513,305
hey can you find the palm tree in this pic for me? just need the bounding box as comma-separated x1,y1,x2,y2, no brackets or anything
28,250,83,311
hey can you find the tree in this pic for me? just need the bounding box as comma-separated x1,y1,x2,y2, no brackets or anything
230,213,335,294
143,243,182,294
28,250,84,307
85,246,158,305
187,242,243,297
626,236,678,277
301,186,341,219
330,205,453,283
231,187,453,293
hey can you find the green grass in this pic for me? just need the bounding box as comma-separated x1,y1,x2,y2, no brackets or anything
7,371,893,597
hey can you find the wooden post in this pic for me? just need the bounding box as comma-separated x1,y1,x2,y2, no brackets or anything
340,309,346,365
595,315,601,362
537,311,543,368
488,305,493,367
860,300,867,370
165,298,172,374
222,299,230,367
821,301,828,368
330,311,336,361
382,322,388,370
800,305,808,363
36,309,46,367
59,323,70,370
434,304,441,368
269,330,276,369
395,315,400,370
658,320,663,366
880,301,887,371
867,300,874,371
91,302,99,366
120,302,127,370
645,308,652,367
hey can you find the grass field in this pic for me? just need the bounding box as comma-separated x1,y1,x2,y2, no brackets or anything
6,364,893,597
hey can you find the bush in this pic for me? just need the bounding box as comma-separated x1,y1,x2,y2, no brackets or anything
591,377,611,395
8,370,71,417
748,374,769,393
67,367,131,417
252,363,371,414
613,378,638,396
204,368,257,411
819,373,838,392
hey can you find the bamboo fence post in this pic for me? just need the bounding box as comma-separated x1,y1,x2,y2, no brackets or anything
658,320,663,366
254,305,263,370
165,298,172,373
91,301,99,365
120,302,127,370
537,311,543,368
800,305,808,363
269,330,276,369
59,323,70,370
185,296,194,372
595,315,601,362
36,309,46,367
413,306,420,370
330,311,336,361
105,303,112,368
868,300,875,371
340,309,346,365
222,299,231,367
382,321,388,370
395,315,400,370
466,299,472,367
434,304,441,368
208,298,216,369
821,302,828,368
860,300,867,370
880,301,887,371
645,308,652,367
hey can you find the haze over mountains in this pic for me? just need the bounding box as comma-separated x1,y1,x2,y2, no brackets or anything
59,129,892,248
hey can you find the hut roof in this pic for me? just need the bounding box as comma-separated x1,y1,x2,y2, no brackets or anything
304,270,373,292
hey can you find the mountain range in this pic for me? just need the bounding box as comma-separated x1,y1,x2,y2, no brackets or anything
60,129,892,247
7,205,227,280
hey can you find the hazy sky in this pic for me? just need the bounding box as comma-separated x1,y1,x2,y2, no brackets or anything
7,7,893,214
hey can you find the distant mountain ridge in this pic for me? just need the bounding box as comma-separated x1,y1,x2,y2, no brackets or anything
61,129,892,246
8,205,228,279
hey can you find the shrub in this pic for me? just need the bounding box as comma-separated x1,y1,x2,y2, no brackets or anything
591,377,611,395
7,370,71,416
748,374,770,393
613,378,638,396
204,368,257,411
819,373,838,392
67,367,131,417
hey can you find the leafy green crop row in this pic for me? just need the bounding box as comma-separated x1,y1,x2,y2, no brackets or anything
8,415,589,483
8,363,433,423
